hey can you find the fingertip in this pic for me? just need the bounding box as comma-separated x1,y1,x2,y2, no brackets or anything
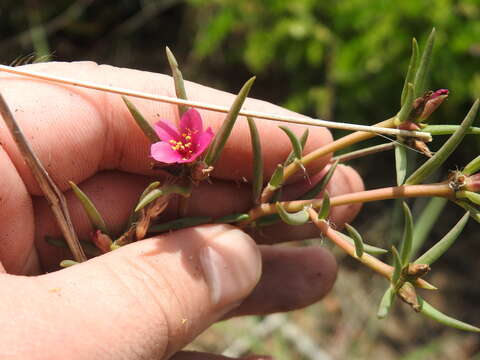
228,246,337,317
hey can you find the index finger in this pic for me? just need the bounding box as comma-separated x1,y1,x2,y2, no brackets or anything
0,61,332,195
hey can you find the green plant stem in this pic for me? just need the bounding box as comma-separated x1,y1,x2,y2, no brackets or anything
308,208,435,290
261,118,397,202
333,142,395,163
246,182,453,224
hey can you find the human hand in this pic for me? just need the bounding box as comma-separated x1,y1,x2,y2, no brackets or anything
0,62,363,359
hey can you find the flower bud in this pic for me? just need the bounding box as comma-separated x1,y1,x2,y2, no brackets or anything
398,121,421,131
91,230,113,254
398,282,420,312
465,173,480,192
418,89,449,123
406,263,431,278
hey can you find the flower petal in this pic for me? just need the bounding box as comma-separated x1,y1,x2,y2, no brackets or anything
180,108,203,134
153,120,180,141
151,141,184,163
191,127,215,160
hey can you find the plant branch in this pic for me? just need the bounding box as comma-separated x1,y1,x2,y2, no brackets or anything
0,93,87,262
333,142,395,163
308,208,436,290
260,118,402,202
248,182,453,223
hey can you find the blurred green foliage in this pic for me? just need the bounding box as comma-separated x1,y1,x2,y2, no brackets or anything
189,0,480,126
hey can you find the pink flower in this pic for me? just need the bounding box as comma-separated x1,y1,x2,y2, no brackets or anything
150,108,214,164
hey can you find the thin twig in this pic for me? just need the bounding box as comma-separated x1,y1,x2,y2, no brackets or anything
260,118,398,203
307,208,436,290
247,182,454,224
0,64,432,140
0,93,87,262
333,142,395,163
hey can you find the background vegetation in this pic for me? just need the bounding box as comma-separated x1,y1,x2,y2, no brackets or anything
1,0,479,358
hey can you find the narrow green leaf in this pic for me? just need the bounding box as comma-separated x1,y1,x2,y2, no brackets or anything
463,155,480,176
396,83,414,125
401,38,419,106
284,129,309,166
247,116,263,203
414,28,436,97
139,181,161,201
45,236,100,257
69,181,109,235
149,216,212,233
462,191,480,206
399,202,414,265
415,212,469,265
412,197,448,256
345,223,364,257
126,181,161,228
135,185,191,212
455,200,480,224
317,191,330,220
279,126,302,159
391,246,402,285
60,260,78,268
165,46,188,117
275,203,309,226
395,144,408,185
268,164,284,189
122,96,160,143
422,125,480,136
406,99,480,185
204,77,255,166
45,236,69,249
377,285,396,319
337,232,388,255
215,213,249,223
255,214,281,227
299,160,339,200
418,297,480,332
135,188,163,212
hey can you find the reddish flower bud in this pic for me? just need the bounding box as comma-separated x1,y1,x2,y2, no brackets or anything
398,121,421,131
419,89,449,122
91,230,113,254
465,173,480,192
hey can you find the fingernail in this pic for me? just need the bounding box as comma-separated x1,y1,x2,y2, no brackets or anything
199,228,261,308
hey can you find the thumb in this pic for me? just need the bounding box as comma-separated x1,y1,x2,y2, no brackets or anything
2,225,261,359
